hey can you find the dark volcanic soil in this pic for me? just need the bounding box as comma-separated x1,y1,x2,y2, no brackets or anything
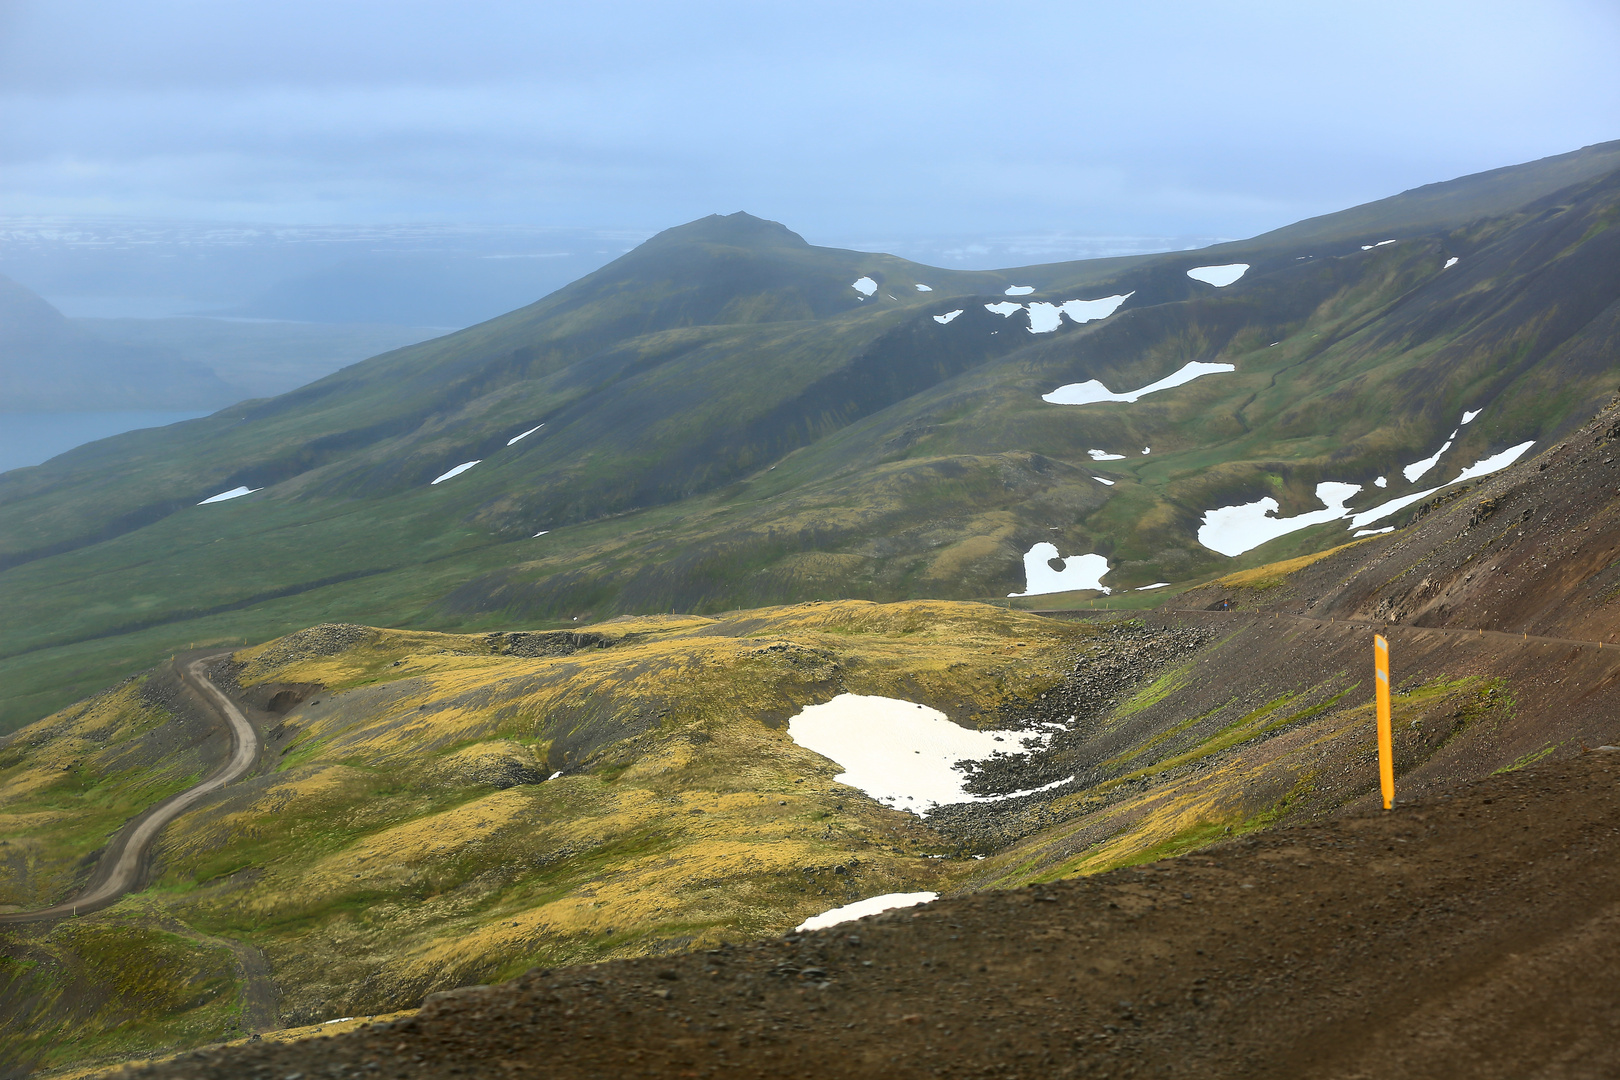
120,749,1620,1080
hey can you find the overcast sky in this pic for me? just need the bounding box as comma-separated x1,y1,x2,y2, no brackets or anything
2,1,1617,244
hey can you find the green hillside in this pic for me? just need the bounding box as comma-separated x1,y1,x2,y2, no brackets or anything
2,144,1619,733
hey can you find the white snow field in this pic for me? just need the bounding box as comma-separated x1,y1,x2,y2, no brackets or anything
1186,263,1249,287
1025,302,1064,334
915,283,933,292
1361,240,1397,250
507,423,544,446
430,460,481,485
1375,476,1388,488
1403,436,1454,483
1008,543,1110,597
1092,475,1116,486
852,277,877,296
1136,582,1172,590
1042,360,1235,406
1197,442,1538,555
532,530,550,537
1462,408,1481,424
199,485,260,504
1005,285,1036,295
1088,449,1126,461
933,309,964,325
1348,441,1536,529
1060,293,1133,324
1354,527,1394,537
796,892,938,932
1197,482,1363,558
984,301,1023,317
1445,257,1460,269
787,694,1024,813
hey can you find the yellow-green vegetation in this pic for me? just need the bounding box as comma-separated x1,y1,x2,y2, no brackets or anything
970,673,1508,886
1212,539,1373,590
1,916,244,1074
0,680,207,911
2,599,1098,1074
0,600,1527,1076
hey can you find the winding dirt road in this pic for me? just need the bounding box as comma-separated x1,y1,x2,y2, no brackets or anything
0,655,259,925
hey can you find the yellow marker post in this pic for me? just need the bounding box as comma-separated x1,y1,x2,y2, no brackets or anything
1374,633,1394,809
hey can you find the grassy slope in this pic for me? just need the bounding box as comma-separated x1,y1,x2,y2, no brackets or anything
12,560,1612,1074
2,159,1619,734
1,601,1087,1073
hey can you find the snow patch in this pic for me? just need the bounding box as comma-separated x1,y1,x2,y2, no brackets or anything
431,460,481,485
1461,408,1481,424
984,301,1023,317
1043,361,1234,406
1005,285,1036,296
1088,449,1126,461
1142,447,1151,455
1186,263,1249,287
1403,438,1454,483
1136,582,1172,591
1453,441,1537,482
1092,476,1115,486
1375,476,1388,488
507,423,544,446
533,530,549,537
1444,257,1459,269
199,486,260,505
1025,302,1064,334
933,309,964,325
852,277,877,296
1347,442,1537,529
786,694,1020,813
797,892,937,932
1354,527,1394,537
915,283,933,292
1198,482,1363,558
1059,293,1133,325
1009,543,1110,597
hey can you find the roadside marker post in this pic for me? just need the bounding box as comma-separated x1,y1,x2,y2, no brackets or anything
1374,633,1394,809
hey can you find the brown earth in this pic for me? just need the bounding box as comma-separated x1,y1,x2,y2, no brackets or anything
51,364,1620,1080
114,746,1620,1080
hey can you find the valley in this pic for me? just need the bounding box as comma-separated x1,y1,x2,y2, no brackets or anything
4,141,1620,1078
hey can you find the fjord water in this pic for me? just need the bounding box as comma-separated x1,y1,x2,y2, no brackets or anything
0,411,209,474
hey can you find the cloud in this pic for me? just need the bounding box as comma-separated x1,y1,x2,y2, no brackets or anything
1,0,1616,233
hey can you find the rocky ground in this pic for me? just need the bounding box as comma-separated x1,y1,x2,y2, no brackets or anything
927,621,1213,851
116,747,1620,1080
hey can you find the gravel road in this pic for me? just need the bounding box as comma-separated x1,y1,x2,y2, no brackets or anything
0,654,258,925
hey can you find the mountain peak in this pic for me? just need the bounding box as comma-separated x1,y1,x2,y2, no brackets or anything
645,212,809,250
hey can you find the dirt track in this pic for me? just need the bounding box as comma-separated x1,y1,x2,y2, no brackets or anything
122,747,1620,1080
0,655,257,925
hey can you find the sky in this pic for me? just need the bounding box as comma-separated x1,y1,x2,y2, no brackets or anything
1,0,1618,244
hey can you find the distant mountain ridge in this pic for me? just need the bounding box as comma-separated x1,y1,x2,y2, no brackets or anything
1,142,1618,731
0,273,248,410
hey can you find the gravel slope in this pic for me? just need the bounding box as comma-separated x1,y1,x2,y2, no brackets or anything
118,748,1620,1080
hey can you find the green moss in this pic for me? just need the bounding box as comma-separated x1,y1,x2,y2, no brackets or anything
1494,744,1556,774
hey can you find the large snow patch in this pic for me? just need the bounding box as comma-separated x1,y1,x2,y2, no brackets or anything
797,892,937,932
787,694,1023,813
431,461,481,485
199,486,260,505
1186,264,1249,287
1009,543,1110,597
1043,361,1234,406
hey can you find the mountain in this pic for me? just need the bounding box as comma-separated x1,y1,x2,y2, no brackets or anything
2,143,1620,735
0,273,249,411
9,385,1620,1072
